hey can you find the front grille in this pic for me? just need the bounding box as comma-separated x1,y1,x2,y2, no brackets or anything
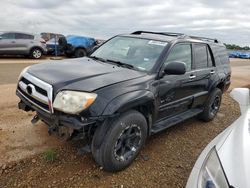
18,86,50,111
20,77,47,96
18,72,54,113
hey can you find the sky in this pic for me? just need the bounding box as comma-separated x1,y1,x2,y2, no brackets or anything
0,0,249,46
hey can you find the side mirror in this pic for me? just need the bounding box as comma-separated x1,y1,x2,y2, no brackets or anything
0,36,2,40
164,61,186,75
230,88,250,114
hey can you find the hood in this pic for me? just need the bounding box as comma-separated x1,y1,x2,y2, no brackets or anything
27,57,146,93
217,109,250,188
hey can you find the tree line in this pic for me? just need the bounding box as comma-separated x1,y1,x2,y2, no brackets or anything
224,43,250,51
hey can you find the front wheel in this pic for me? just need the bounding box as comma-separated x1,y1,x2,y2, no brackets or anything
91,110,148,172
198,88,222,122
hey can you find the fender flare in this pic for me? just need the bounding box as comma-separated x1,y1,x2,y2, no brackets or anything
102,90,155,116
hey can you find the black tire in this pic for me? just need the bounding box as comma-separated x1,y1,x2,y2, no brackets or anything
91,110,147,172
198,88,222,122
30,48,43,59
74,48,86,58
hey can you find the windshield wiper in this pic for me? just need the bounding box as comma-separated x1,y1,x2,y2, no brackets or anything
89,56,106,62
106,59,135,70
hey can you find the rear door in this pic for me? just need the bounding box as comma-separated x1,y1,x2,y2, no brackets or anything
157,43,199,120
192,43,217,108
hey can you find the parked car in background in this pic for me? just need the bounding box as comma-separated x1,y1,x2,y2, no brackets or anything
17,31,231,172
58,35,97,58
228,51,240,58
186,88,250,188
0,31,47,59
46,38,61,55
228,51,250,59
239,52,250,59
40,32,64,42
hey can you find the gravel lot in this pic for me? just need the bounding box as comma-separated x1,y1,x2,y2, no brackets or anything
0,57,249,188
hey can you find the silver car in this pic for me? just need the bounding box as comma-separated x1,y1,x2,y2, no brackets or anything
186,88,250,188
0,31,47,59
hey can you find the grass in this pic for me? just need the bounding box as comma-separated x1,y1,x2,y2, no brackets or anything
43,149,57,163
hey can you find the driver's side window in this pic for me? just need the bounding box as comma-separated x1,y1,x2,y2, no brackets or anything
164,44,192,71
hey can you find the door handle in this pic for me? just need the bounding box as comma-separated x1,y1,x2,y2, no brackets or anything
210,70,215,74
11,41,16,43
189,75,196,79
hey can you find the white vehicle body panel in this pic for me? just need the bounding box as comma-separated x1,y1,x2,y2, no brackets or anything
186,88,250,188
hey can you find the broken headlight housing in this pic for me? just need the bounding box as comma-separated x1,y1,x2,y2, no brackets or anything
198,147,230,188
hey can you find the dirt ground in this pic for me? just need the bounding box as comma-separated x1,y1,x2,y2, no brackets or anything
0,57,249,188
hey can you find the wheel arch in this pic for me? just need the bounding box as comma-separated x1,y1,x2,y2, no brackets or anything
74,46,87,52
29,46,45,54
102,90,156,135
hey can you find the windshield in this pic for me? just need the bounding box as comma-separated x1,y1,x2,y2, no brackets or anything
91,36,167,71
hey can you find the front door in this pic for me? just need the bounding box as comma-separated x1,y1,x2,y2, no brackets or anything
0,32,16,54
157,43,199,121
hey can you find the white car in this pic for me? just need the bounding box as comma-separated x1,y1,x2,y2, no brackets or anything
186,88,250,188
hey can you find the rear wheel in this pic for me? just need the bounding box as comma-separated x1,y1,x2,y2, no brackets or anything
30,48,42,59
91,110,147,172
198,88,222,122
74,48,86,58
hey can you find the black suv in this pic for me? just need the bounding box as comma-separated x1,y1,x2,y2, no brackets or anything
16,31,231,172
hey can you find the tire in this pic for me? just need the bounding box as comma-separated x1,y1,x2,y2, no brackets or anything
91,110,147,172
30,48,42,59
74,48,86,58
198,88,222,122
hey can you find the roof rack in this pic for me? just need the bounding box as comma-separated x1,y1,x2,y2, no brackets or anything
189,36,219,43
131,31,186,38
131,31,219,43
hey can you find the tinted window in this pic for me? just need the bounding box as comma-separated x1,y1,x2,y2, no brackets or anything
15,33,34,39
194,44,208,69
165,44,192,71
0,33,15,39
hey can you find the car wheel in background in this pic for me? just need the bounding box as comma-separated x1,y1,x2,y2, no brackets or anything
198,88,222,122
30,48,43,59
74,49,86,58
91,110,148,172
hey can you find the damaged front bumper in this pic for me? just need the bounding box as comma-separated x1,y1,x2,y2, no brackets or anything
17,91,100,141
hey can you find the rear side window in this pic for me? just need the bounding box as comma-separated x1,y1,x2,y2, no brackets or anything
15,33,34,40
194,44,207,69
194,44,214,69
165,44,192,71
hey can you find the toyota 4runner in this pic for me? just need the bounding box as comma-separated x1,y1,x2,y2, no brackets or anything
16,31,231,172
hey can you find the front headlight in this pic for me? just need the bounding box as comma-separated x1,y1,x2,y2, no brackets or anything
198,147,230,188
53,91,97,114
18,66,30,81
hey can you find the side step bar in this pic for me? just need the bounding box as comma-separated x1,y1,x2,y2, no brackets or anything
151,109,203,134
